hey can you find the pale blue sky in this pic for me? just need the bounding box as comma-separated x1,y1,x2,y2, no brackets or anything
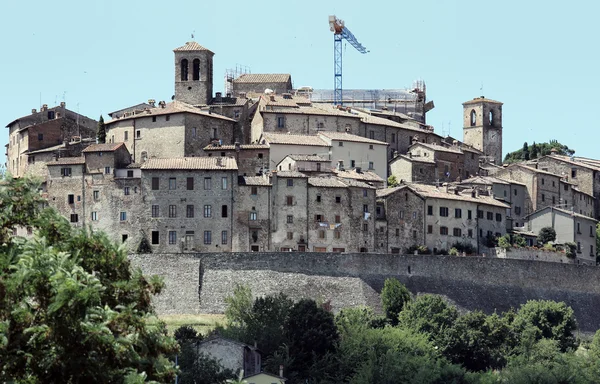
2,0,599,160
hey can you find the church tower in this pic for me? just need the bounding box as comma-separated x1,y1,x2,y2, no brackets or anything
462,96,503,165
173,41,214,105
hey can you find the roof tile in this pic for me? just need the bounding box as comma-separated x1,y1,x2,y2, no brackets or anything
141,157,237,170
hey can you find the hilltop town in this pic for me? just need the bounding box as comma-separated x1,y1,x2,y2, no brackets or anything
4,41,598,264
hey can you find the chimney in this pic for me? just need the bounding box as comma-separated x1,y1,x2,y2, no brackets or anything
41,104,48,112
471,190,476,198
279,365,284,378
31,108,37,114
393,150,399,158
239,92,247,99
234,142,240,152
148,99,156,108
337,160,345,171
282,93,292,99
59,102,66,108
215,92,222,103
158,101,166,108
226,93,231,98
270,95,276,102
443,182,448,193
356,166,362,173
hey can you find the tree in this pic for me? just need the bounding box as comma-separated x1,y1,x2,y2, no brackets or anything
224,284,253,329
137,231,152,253
387,175,399,187
0,177,178,383
537,226,557,245
97,115,106,144
522,142,530,161
530,141,538,159
246,293,293,358
503,140,575,164
512,300,578,352
381,278,411,325
398,294,459,341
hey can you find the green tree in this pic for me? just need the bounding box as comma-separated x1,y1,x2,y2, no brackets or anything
530,141,538,159
387,175,399,187
97,115,106,144
522,142,530,160
381,278,411,325
137,231,152,253
224,284,253,329
537,226,557,245
513,234,527,247
503,140,575,164
512,300,578,352
246,293,293,358
0,177,178,383
398,294,459,341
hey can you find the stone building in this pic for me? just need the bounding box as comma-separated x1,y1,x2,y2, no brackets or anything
104,101,236,162
173,41,214,106
388,154,436,184
140,157,238,253
203,142,270,176
462,96,503,166
260,132,330,170
407,142,465,182
525,206,597,264
232,73,292,96
5,103,96,177
234,175,272,252
196,336,261,377
271,171,310,251
277,154,332,174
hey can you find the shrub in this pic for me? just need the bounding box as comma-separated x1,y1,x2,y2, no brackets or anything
513,234,527,247
498,234,511,250
449,247,459,256
564,242,577,258
406,244,430,255
381,278,411,325
451,241,475,255
537,227,556,245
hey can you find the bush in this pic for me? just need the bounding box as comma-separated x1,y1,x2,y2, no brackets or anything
537,227,556,245
449,247,459,256
498,234,511,250
406,244,430,255
381,278,411,325
564,242,577,258
434,248,448,255
513,234,527,247
451,241,475,255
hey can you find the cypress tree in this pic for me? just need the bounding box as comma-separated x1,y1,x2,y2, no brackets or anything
96,115,106,144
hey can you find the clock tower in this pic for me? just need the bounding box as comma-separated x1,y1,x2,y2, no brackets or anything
462,96,503,165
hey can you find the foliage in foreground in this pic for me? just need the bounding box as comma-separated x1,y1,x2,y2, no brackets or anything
0,177,178,383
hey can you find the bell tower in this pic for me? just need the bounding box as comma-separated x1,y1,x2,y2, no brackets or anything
462,96,503,165
173,41,214,105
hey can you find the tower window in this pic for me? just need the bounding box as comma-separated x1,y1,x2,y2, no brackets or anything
470,109,476,126
181,59,188,81
193,59,200,80
489,110,494,125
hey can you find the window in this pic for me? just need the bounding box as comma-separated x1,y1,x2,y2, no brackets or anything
316,163,321,172
515,206,521,215
186,205,194,218
152,205,159,218
152,177,159,190
204,231,212,245
38,133,43,141
203,205,211,218
169,205,177,218
127,170,134,178
315,214,323,222
391,133,396,142
192,58,200,80
169,231,177,245
577,241,581,253
335,215,341,223
221,205,228,218
541,194,545,202
440,226,448,235
363,204,369,213
577,222,581,234
286,178,293,187
204,177,212,190
61,167,72,177
70,214,78,223
286,215,294,224
368,161,374,170
93,190,99,200
487,212,493,220
351,160,356,168
316,194,321,202
217,230,226,245
496,213,502,222
136,130,141,138
124,131,128,141
121,234,128,243
468,229,473,238
120,212,127,221
369,144,374,150
412,211,417,219
591,245,594,256
363,189,368,197
363,223,368,231
572,169,577,178
152,116,156,122
124,187,130,195
91,212,97,221
335,195,341,204
168,178,176,190
186,177,194,190
181,58,188,80
369,130,375,139
234,110,240,119
222,177,228,190
151,231,159,245
286,196,293,206
591,226,594,237
287,232,294,240
470,109,476,126
542,178,545,185
467,210,472,220
318,230,326,239
334,230,341,239
249,211,257,221
277,116,285,128
455,208,462,218
251,186,258,195
104,167,111,175
552,196,556,204
338,141,344,147
427,205,433,215
453,228,462,237
439,207,449,217
68,194,75,204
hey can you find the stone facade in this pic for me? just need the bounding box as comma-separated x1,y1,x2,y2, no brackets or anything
233,176,272,252
196,336,261,377
232,73,292,96
203,143,270,176
462,97,503,165
388,155,436,184
173,42,214,106
376,186,425,253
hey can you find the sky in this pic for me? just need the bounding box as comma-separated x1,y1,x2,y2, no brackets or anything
2,0,599,161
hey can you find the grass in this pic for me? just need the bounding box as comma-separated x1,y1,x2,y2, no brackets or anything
150,314,226,336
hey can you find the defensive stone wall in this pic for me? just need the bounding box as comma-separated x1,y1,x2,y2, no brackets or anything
129,252,600,332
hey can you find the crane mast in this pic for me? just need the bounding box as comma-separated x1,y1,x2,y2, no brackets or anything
329,15,368,106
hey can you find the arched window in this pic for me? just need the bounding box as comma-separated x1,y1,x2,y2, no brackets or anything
181,59,188,81
470,109,476,126
489,110,494,125
193,59,200,80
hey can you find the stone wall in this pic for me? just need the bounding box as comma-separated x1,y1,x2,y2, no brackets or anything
130,252,600,332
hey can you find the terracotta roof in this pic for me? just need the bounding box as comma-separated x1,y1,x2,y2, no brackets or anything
105,101,235,125
47,156,85,166
341,178,377,189
508,163,559,177
261,132,328,147
82,142,125,153
393,154,436,165
377,185,412,198
173,41,212,52
308,177,348,188
286,154,329,162
410,183,510,208
543,155,600,172
141,157,237,170
274,170,308,178
359,113,424,132
233,74,291,83
333,168,385,183
127,163,141,169
261,104,362,118
462,96,503,105
462,176,509,185
524,206,597,222
318,131,388,145
238,176,271,186
411,142,463,154
262,94,301,108
203,144,269,151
